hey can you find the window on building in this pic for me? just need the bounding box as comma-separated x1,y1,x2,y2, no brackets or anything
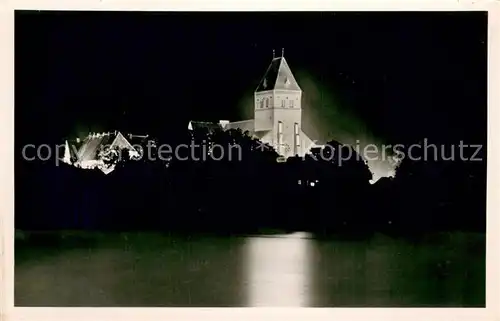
289,100,294,107
281,100,285,107
260,100,264,109
265,98,269,108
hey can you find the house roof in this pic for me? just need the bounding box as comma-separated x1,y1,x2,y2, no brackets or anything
76,132,137,162
255,56,301,92
113,132,137,151
225,119,255,133
64,140,79,161
188,121,222,132
77,134,115,162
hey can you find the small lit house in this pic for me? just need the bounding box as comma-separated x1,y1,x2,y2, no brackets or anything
62,131,144,174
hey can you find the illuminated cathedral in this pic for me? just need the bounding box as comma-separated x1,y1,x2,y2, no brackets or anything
188,50,321,158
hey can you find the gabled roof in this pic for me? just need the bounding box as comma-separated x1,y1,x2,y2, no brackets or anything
255,56,301,92
225,119,254,133
113,132,137,151
77,134,114,162
188,121,222,132
76,132,137,162
62,140,75,164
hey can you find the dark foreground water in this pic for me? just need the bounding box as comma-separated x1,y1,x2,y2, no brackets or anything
15,231,485,307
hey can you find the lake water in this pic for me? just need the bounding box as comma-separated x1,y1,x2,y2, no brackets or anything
15,231,485,307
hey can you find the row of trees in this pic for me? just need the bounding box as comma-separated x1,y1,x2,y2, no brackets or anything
15,128,486,235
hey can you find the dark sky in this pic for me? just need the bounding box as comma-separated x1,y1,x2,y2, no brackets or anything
15,11,487,150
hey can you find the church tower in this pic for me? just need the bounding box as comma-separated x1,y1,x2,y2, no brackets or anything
254,49,303,156
189,50,318,158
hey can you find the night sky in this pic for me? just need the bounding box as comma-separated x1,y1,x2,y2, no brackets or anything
15,11,487,178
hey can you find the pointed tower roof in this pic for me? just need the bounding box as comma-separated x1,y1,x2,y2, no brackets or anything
255,55,301,92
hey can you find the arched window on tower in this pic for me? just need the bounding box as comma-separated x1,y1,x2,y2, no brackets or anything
260,99,264,109
266,98,269,108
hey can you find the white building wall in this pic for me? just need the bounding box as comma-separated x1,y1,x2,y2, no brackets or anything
272,90,301,110
223,56,320,158
257,128,315,158
271,103,302,158
254,91,274,131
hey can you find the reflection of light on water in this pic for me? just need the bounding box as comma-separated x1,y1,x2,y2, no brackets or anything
244,232,312,307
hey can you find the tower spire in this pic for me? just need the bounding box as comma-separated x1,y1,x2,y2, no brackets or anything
281,48,284,57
